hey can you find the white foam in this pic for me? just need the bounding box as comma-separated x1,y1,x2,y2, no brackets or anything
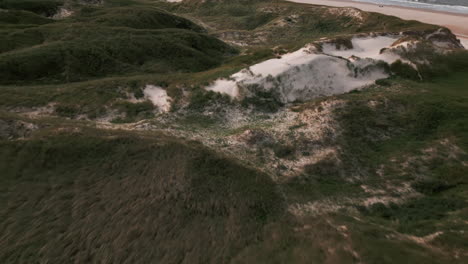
350,0,468,15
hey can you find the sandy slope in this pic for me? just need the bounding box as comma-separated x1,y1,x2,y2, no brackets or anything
206,36,403,102
287,0,468,47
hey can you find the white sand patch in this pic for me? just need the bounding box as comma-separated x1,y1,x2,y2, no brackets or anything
287,0,468,39
458,36,468,49
19,103,56,118
205,37,400,103
250,46,319,76
52,8,73,19
206,79,239,98
327,7,364,22
143,85,172,112
206,46,320,100
289,200,345,216
322,36,401,64
391,40,420,50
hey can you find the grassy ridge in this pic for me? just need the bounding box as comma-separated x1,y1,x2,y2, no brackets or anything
0,124,283,263
0,0,64,16
273,69,468,263
334,71,468,238
0,3,236,84
0,9,53,26
0,0,438,120
0,27,235,83
74,5,205,31
2,70,468,262
166,0,436,47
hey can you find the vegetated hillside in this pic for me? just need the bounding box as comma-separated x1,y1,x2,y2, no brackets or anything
167,0,436,46
0,1,236,84
1,67,467,263
0,123,284,263
0,0,439,120
0,0,468,263
0,0,65,16
2,79,467,262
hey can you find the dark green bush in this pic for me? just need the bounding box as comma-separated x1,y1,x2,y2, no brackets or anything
0,0,63,16
359,197,466,235
55,104,80,118
272,144,294,158
412,102,447,137
390,60,420,80
188,90,231,110
304,158,342,182
241,90,284,112
114,101,154,122
411,180,452,195
0,9,53,25
418,50,468,79
375,78,391,86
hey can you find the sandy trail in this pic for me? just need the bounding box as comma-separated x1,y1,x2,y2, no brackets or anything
287,0,468,47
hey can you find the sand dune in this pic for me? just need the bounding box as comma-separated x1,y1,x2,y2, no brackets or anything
206,36,403,102
287,0,468,47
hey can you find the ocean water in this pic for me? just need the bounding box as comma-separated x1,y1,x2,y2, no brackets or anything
350,0,468,14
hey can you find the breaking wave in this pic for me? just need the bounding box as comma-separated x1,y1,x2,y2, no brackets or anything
351,0,468,14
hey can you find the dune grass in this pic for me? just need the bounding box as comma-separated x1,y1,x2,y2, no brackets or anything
0,122,284,263
0,0,64,16
0,2,467,261
0,2,237,85
0,0,438,120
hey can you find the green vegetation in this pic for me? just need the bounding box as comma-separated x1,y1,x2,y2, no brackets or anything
326,68,468,240
0,0,467,263
166,0,435,48
0,9,53,26
188,89,232,110
0,26,235,84
390,60,420,80
0,123,283,263
241,90,284,112
0,2,236,85
112,100,155,123
0,0,64,16
74,6,205,31
336,71,468,167
0,0,437,118
359,197,466,235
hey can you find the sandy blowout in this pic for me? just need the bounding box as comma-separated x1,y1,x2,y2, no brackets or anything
206,36,402,103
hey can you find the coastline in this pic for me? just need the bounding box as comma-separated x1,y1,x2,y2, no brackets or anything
287,0,468,47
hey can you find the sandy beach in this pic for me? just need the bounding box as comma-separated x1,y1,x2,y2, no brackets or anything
287,0,468,47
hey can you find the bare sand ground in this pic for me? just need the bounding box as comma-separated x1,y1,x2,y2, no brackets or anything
287,0,468,47
458,35,468,48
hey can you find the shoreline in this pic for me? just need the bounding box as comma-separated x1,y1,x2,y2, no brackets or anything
287,0,468,47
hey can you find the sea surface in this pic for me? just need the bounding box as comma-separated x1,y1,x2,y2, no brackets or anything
350,0,468,14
